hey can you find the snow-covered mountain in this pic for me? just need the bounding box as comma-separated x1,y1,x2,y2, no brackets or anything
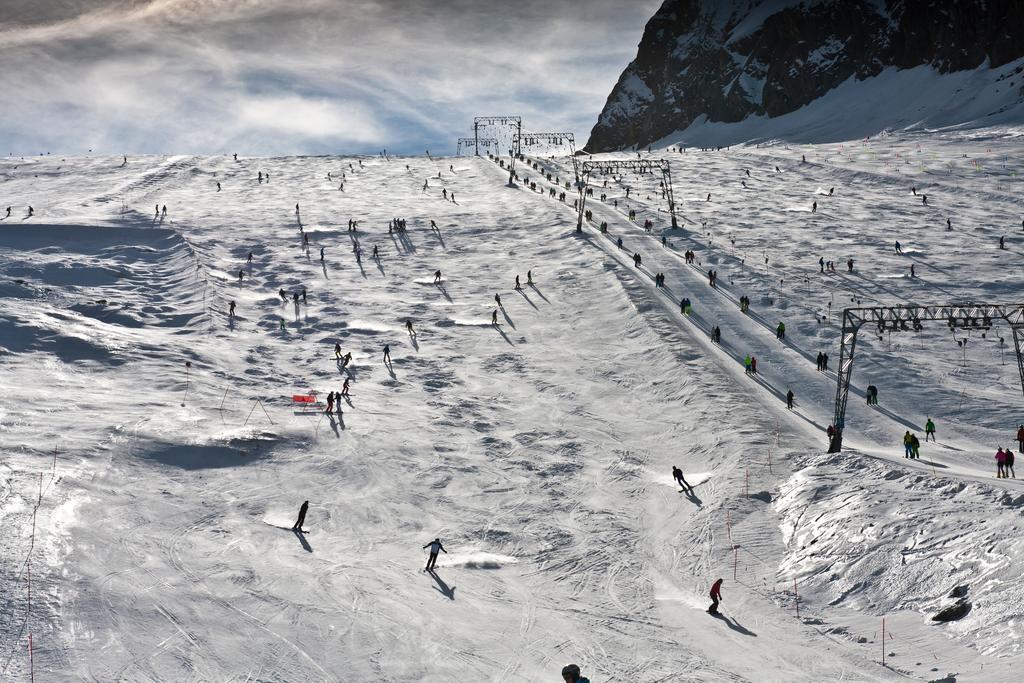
587,0,1024,150
2,133,1024,680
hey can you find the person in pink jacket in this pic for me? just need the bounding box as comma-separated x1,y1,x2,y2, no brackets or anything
996,448,1007,478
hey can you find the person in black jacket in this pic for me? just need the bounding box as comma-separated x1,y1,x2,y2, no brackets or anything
423,538,447,571
292,501,309,531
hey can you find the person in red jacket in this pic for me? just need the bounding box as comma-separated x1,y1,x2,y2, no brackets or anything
708,578,724,614
1017,424,1024,451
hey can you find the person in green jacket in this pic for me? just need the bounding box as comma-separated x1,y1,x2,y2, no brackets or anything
744,355,752,375
776,322,786,340
925,418,936,442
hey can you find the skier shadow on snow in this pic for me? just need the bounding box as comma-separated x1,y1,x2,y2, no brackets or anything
528,283,549,303
293,528,313,553
396,230,416,254
375,258,385,276
435,282,452,303
709,612,755,636
516,288,538,310
384,358,397,379
493,323,513,346
431,229,446,250
682,487,703,507
327,412,344,435
427,569,455,600
501,307,515,329
322,263,329,279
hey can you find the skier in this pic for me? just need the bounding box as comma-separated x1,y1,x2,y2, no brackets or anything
903,431,914,458
750,356,757,373
712,326,721,344
292,501,309,531
786,389,794,410
279,318,286,332
383,344,391,363
811,201,817,214
238,269,244,282
1006,449,1016,478
816,352,824,371
325,391,335,414
910,264,916,278
1018,424,1024,451
334,342,342,359
708,578,724,614
301,288,307,304
4,207,9,218
561,664,590,683
228,301,236,317
672,466,693,492
28,206,34,217
515,275,521,290
320,247,325,261
491,309,498,325
434,269,442,283
895,240,902,254
911,433,920,459
819,257,825,273
423,538,447,571
947,217,952,231
776,322,786,340
743,355,752,375
996,448,1007,478
495,293,502,307
279,288,287,302
925,418,936,441
341,351,352,368
1000,236,1005,250
527,270,533,285
341,377,351,398
248,252,254,263
406,319,415,335
216,182,221,192
847,258,854,272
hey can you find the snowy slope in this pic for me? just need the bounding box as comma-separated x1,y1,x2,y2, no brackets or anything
1,133,1023,681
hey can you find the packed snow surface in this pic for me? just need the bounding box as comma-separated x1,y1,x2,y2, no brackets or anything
2,131,1024,681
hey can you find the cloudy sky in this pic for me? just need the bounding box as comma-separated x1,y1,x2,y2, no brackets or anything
0,0,662,155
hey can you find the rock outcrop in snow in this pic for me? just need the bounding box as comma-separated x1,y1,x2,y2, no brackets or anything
587,0,1024,150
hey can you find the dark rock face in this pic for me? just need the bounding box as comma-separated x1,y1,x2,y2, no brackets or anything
932,600,971,622
587,0,1024,151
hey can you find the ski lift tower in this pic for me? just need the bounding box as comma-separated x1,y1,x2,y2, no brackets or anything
828,303,1024,453
575,159,679,232
513,132,579,181
474,116,522,157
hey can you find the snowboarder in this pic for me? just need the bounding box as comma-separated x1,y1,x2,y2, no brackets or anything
786,389,794,410
423,538,447,571
383,344,391,363
925,418,936,441
708,578,723,614
672,466,693,492
292,501,309,531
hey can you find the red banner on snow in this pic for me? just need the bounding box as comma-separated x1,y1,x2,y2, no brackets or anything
292,394,317,403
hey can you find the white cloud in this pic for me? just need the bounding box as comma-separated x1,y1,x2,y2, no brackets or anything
0,0,663,154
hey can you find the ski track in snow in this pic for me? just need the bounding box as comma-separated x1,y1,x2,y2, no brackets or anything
0,134,1023,681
